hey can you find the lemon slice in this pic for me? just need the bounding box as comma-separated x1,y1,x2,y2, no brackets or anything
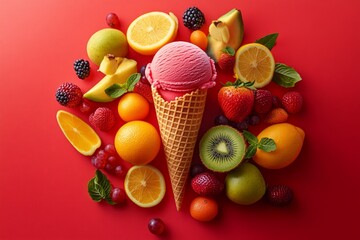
56,110,101,156
234,43,275,88
127,12,178,55
124,165,166,208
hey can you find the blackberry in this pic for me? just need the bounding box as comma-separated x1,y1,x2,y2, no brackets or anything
55,82,83,108
182,7,205,30
73,59,90,79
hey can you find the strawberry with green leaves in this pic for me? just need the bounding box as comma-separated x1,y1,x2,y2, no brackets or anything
218,47,235,72
218,80,256,123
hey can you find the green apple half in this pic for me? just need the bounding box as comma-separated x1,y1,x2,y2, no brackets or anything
83,58,137,102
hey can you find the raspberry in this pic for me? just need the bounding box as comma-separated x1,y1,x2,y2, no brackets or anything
55,82,82,108
73,59,90,79
266,185,293,207
182,7,205,30
254,90,273,114
89,107,116,131
282,91,303,114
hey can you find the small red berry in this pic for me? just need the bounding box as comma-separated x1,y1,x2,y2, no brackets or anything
106,13,121,29
282,91,303,114
266,185,293,207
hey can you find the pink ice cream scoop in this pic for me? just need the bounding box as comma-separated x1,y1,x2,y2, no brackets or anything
145,41,217,101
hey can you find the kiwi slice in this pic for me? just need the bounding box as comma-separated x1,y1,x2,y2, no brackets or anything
199,125,246,172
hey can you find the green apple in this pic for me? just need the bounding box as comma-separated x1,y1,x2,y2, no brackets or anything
225,162,266,205
83,58,137,102
87,28,128,66
206,8,244,62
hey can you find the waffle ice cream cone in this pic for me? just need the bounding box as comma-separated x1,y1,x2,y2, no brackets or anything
152,87,208,211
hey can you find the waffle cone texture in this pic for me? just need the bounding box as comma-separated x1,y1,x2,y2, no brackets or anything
152,87,207,211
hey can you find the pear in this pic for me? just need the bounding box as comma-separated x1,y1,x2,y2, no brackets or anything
206,9,244,62
87,28,128,66
225,162,266,205
84,58,137,102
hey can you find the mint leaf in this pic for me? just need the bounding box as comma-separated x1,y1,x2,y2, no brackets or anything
126,73,141,91
255,33,279,50
272,63,302,88
245,144,257,159
105,83,127,98
242,130,258,146
222,46,235,56
258,138,276,152
88,170,112,203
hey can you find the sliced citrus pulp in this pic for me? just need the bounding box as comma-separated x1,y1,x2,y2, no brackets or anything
126,12,178,55
56,110,101,156
234,43,275,88
124,165,166,208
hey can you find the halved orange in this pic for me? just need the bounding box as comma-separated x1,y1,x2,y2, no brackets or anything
126,12,178,55
234,43,275,88
56,110,101,156
124,165,166,208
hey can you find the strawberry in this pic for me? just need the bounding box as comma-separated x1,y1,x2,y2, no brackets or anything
281,91,303,114
266,185,293,207
218,80,255,123
254,89,273,114
133,80,153,103
191,172,224,196
217,47,235,72
89,107,116,131
263,108,288,124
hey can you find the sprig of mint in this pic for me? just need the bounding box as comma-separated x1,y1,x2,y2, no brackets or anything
243,130,276,159
223,79,257,90
88,170,115,205
272,63,302,88
105,73,141,98
255,33,279,50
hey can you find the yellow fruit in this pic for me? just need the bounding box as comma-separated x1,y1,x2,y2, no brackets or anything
127,12,178,55
124,165,166,207
114,121,161,165
83,58,137,102
87,28,128,66
234,43,275,88
56,110,101,156
253,123,305,169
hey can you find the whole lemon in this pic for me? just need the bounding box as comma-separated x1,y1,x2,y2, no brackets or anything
114,121,161,165
253,123,305,169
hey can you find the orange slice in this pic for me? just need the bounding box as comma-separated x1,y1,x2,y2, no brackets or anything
234,43,275,88
56,110,101,156
124,165,166,208
126,12,178,55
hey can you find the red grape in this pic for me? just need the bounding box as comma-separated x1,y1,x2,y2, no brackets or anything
104,144,117,156
148,218,165,235
111,187,126,204
106,13,120,29
114,165,126,178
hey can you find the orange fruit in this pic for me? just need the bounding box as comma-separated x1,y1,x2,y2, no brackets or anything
127,12,178,55
190,30,208,50
234,43,275,88
118,92,150,122
114,121,161,165
124,165,166,207
189,196,218,222
253,123,305,169
56,110,101,156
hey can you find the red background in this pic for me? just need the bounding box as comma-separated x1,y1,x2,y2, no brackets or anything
1,0,359,239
